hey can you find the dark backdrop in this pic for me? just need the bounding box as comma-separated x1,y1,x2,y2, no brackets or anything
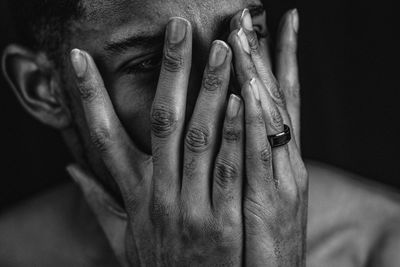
1,0,399,210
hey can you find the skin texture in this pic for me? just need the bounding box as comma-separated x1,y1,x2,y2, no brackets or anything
66,7,307,266
3,0,309,264
2,0,400,266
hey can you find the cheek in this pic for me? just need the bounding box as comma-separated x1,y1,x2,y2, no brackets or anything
109,74,158,154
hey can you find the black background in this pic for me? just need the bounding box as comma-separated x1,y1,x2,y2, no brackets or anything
0,0,399,210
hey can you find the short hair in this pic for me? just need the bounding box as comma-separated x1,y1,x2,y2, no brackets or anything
7,0,84,65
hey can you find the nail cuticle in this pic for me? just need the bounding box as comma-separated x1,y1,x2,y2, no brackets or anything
167,18,187,45
240,9,253,32
71,49,87,79
209,42,228,68
227,94,241,119
250,78,260,101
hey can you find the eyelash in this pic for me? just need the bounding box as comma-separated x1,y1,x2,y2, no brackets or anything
124,54,162,74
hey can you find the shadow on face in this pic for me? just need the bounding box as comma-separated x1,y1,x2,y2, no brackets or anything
70,0,265,150
2,0,270,200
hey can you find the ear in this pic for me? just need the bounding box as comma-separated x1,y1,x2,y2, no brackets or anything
2,44,71,129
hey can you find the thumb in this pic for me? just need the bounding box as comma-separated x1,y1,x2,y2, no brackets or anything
67,164,130,266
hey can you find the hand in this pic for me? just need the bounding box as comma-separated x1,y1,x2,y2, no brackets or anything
228,8,308,266
68,18,245,266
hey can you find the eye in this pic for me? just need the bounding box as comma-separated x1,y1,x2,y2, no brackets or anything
124,54,162,74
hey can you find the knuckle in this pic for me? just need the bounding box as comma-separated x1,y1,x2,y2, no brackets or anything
269,82,286,107
202,71,223,92
223,124,242,143
260,146,272,165
151,106,178,138
214,158,239,189
77,83,99,102
90,128,111,152
248,32,260,52
163,48,184,72
246,64,258,77
270,107,284,131
185,125,210,153
244,196,273,229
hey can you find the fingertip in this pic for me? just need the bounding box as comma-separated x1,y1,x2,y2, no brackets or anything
241,78,259,102
227,29,240,46
291,9,299,34
226,94,242,120
278,9,295,38
70,48,88,79
240,8,253,32
210,40,232,67
166,17,192,45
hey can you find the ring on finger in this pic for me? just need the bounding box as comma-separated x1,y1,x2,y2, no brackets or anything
268,124,291,148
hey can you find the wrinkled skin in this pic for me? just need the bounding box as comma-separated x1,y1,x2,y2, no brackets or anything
67,3,307,266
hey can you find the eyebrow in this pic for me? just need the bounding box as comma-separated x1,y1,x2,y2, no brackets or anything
104,33,165,54
104,4,265,55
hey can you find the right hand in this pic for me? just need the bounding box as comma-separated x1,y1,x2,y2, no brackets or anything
68,17,244,266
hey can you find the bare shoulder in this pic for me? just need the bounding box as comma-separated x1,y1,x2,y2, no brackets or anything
0,182,116,267
307,160,400,267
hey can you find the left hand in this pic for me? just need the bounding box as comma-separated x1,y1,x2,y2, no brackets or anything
68,7,308,267
228,8,308,266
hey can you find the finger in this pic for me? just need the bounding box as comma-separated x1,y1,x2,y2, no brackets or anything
230,8,269,41
241,79,275,196
245,78,295,193
181,40,232,209
229,8,271,95
227,29,282,136
276,9,301,149
239,8,273,73
151,18,192,199
232,15,300,158
70,49,150,198
212,94,244,217
228,29,258,86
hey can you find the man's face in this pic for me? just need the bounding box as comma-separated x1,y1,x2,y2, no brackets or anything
65,0,266,185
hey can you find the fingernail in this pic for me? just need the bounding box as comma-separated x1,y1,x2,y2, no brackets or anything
241,9,253,31
292,9,299,34
250,78,260,101
238,28,250,54
227,94,241,119
209,41,228,67
70,49,87,78
167,18,187,44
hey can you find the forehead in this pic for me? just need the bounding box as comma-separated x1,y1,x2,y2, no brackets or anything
73,0,261,55
82,0,233,26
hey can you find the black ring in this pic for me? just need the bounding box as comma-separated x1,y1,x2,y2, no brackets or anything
268,124,291,148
